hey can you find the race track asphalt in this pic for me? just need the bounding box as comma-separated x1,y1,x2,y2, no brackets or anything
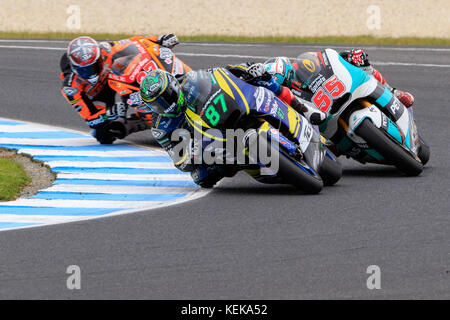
0,40,449,299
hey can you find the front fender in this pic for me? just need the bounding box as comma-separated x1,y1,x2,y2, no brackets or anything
347,105,384,145
348,104,410,150
348,104,383,131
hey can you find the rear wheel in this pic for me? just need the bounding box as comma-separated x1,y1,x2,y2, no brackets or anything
355,119,423,176
258,134,324,194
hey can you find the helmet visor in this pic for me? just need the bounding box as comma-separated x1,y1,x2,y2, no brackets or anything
74,62,100,81
294,53,322,89
144,85,181,116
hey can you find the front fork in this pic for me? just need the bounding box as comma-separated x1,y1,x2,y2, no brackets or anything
255,120,324,174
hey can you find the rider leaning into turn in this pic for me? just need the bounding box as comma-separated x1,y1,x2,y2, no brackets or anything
139,70,236,188
139,67,328,188
138,49,415,188
226,49,415,123
59,34,179,144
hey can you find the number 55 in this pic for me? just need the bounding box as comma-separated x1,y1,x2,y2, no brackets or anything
312,75,346,112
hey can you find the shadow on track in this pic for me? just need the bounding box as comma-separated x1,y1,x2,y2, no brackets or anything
213,184,323,196
343,165,431,178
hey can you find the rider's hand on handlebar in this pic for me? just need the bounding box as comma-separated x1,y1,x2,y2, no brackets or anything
159,34,179,49
247,63,266,79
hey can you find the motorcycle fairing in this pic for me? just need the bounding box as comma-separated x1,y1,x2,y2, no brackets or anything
257,121,320,177
107,36,191,94
214,69,316,152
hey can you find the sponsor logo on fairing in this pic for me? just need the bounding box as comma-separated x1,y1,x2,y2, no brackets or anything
390,99,402,116
308,74,326,94
302,59,316,72
87,117,106,127
128,58,149,82
159,47,173,60
254,87,265,110
173,58,184,75
151,128,165,139
382,114,388,128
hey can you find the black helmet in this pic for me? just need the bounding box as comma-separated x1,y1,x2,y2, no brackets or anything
294,52,322,89
140,70,184,117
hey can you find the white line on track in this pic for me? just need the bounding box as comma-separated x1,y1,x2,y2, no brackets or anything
0,214,96,224
47,184,197,194
16,149,161,157
1,199,182,208
0,39,69,43
0,137,97,146
0,43,449,68
1,39,450,52
0,44,67,50
45,161,176,169
56,172,193,181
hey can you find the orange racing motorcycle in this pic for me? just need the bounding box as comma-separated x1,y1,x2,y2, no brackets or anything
107,35,192,131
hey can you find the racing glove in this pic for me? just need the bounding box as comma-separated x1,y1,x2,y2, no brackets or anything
343,49,373,73
158,34,179,49
247,63,266,79
291,97,327,125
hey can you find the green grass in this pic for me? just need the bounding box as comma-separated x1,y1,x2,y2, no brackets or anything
0,31,449,46
0,157,31,201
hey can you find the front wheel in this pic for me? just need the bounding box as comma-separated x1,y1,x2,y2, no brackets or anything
355,119,423,176
258,134,324,194
319,152,342,186
418,134,430,165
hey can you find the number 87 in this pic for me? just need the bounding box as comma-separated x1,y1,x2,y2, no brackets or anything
205,93,227,126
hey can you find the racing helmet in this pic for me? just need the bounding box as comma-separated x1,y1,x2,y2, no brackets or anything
264,57,296,87
67,36,102,84
140,70,184,117
293,52,322,89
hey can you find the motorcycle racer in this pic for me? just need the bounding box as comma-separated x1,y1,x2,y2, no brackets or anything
59,34,179,144
139,70,238,187
228,49,415,157
228,49,414,117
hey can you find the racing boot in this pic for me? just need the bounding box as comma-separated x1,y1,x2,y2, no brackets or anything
372,68,414,108
393,89,415,108
191,165,233,188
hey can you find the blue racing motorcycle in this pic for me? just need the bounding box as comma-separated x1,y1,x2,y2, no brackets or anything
181,68,342,194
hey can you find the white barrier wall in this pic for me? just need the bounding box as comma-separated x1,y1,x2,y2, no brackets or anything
1,0,449,38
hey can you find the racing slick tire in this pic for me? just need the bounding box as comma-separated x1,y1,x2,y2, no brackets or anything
258,133,324,194
355,119,423,176
319,153,342,186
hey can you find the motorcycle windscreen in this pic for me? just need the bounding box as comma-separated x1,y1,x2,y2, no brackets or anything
183,69,246,130
293,52,323,89
110,44,141,75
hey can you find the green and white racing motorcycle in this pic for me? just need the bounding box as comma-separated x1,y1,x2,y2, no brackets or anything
290,48,429,176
